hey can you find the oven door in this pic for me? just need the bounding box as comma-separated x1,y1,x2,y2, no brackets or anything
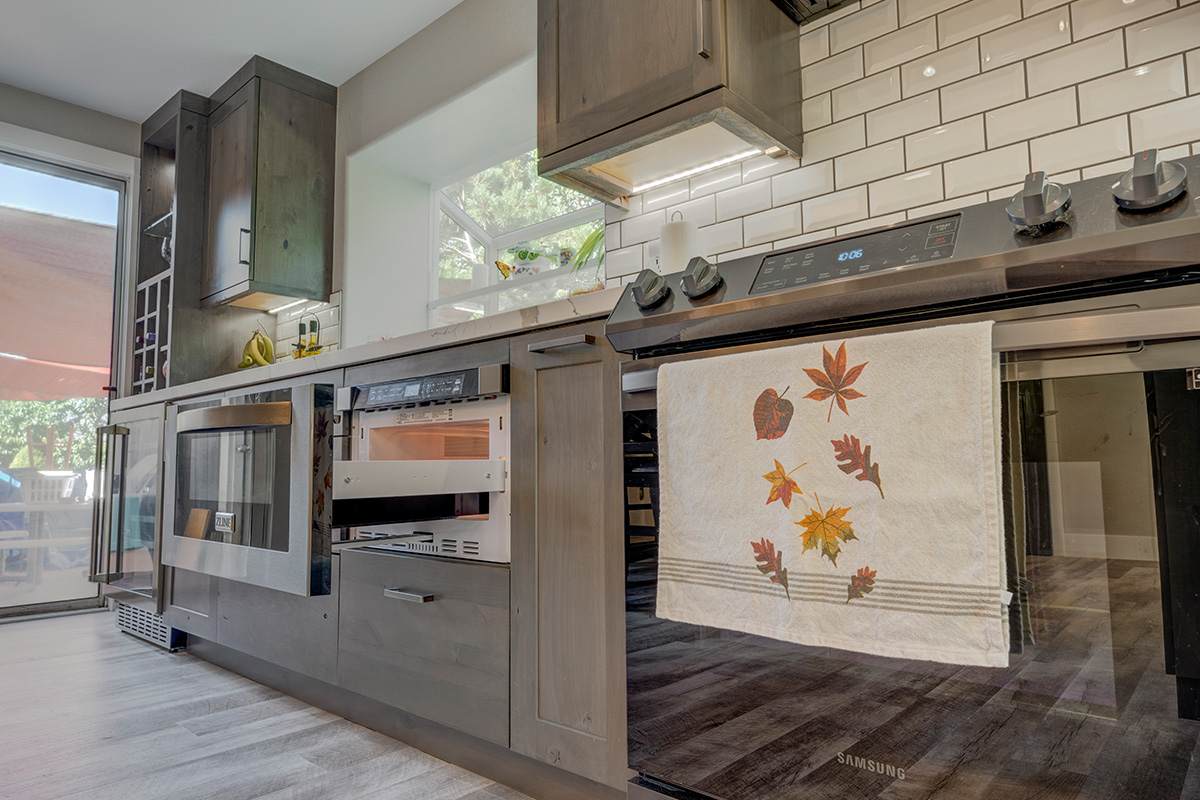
623,298,1200,800
162,383,335,596
333,396,510,562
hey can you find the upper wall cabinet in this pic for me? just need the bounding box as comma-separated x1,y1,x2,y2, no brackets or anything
537,0,801,207
203,58,336,310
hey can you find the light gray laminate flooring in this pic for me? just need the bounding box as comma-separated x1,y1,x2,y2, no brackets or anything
0,611,534,800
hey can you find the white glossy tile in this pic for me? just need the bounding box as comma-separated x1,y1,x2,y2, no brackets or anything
1072,0,1176,39
869,166,943,214
803,94,833,131
715,178,772,222
1079,56,1188,123
802,47,865,97
988,183,1024,201
701,219,743,255
1161,144,1193,160
1127,4,1200,65
940,63,1025,121
621,209,665,247
906,115,985,169
901,41,980,97
939,0,1021,47
774,160,836,205
898,0,970,25
664,194,717,228
864,18,937,74
1023,0,1069,12
1029,117,1130,173
604,194,642,223
803,186,870,230
802,116,867,163
1025,30,1126,96
689,164,742,199
1130,95,1200,150
800,25,830,66
716,244,773,264
775,229,836,249
743,203,804,246
604,245,642,278
830,0,898,53
986,87,1077,147
743,154,797,184
980,8,1071,71
1190,50,1200,92
835,139,906,188
803,2,864,29
866,91,940,144
908,192,990,217
1048,169,1081,185
838,212,908,235
944,143,1029,196
641,180,691,213
832,69,902,121
604,223,620,251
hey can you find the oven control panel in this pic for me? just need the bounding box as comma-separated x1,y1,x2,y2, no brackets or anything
366,371,467,406
749,216,958,295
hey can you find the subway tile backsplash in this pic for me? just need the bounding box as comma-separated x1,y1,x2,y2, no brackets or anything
601,0,1200,279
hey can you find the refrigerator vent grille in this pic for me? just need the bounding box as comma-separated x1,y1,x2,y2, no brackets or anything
462,541,481,556
115,602,174,650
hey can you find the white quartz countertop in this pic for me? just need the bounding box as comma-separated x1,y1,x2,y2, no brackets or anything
111,287,623,411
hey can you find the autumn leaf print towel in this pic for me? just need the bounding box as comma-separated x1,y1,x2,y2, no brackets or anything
655,321,1008,668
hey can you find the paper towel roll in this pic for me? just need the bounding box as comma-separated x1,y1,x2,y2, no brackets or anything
660,217,701,274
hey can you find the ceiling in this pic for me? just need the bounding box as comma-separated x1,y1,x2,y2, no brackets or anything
0,0,466,122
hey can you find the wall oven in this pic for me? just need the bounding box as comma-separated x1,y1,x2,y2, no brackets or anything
162,375,337,596
333,345,510,564
610,154,1200,800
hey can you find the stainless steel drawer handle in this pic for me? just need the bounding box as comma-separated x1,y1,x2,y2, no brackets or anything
383,588,436,603
526,333,596,353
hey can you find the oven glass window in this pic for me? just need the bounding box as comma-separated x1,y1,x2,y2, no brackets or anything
367,419,491,461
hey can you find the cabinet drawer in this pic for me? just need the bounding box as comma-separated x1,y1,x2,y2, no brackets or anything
337,549,510,745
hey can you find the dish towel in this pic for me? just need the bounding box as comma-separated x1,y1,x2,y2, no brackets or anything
656,321,1009,667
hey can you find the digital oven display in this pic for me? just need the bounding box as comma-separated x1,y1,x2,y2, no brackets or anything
748,215,959,295
367,371,468,406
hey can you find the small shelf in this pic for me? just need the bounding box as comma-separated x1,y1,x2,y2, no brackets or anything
142,210,173,239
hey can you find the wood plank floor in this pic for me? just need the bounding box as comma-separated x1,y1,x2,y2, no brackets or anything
0,611,535,800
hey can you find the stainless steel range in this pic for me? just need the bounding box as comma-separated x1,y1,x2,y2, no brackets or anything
608,152,1200,800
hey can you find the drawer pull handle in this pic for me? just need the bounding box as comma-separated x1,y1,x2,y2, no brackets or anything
526,333,596,353
384,588,436,603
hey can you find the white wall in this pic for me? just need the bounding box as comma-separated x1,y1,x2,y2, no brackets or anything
602,0,1200,282
0,81,139,158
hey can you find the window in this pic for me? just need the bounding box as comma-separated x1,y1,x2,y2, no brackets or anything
430,149,605,327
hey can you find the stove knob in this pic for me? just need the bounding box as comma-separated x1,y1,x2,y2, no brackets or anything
680,256,723,299
1006,171,1071,227
630,268,671,310
1112,148,1187,211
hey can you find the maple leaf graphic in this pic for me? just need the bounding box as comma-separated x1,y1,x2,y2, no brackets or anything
796,493,857,567
847,566,877,603
763,459,806,508
803,342,867,422
751,538,791,600
753,387,794,440
831,434,884,498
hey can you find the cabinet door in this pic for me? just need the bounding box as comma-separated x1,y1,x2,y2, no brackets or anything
538,0,725,157
102,405,167,608
203,78,258,303
510,321,628,788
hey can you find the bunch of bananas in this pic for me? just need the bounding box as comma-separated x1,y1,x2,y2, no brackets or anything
236,330,275,369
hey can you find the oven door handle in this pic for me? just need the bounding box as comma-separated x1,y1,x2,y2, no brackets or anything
384,587,436,603
175,402,292,433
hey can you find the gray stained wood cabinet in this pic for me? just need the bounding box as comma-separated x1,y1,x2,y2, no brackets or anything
537,0,802,204
202,61,336,309
509,321,629,790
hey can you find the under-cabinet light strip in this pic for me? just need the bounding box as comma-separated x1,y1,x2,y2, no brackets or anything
630,148,763,194
269,299,306,314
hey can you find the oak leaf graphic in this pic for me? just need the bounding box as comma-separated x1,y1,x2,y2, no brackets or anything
754,387,794,440
831,434,884,498
751,538,791,600
796,494,857,567
763,459,806,508
803,342,867,422
847,566,877,603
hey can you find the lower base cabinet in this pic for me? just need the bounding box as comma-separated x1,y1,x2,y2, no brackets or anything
337,548,511,746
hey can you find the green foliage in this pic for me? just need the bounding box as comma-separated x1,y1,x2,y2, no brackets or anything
0,398,107,470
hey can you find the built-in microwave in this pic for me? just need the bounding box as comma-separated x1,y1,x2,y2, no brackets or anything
333,362,510,563
162,376,337,596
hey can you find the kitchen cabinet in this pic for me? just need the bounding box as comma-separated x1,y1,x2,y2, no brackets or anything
337,549,510,746
202,59,336,310
509,321,629,789
537,0,801,206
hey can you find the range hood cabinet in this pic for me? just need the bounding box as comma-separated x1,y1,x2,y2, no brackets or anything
536,0,803,209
